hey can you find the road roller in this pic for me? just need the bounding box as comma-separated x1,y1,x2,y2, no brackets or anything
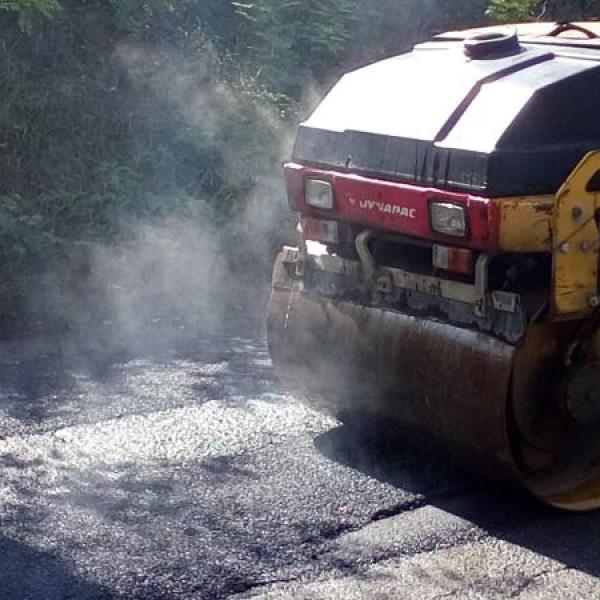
266,22,600,510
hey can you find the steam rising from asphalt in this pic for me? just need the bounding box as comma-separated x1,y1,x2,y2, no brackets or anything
31,41,302,350
83,220,235,340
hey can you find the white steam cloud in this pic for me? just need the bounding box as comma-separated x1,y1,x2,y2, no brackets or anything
30,38,309,349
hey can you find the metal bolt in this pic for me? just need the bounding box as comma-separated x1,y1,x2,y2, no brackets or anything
559,242,570,253
572,206,584,219
590,295,600,308
581,239,593,252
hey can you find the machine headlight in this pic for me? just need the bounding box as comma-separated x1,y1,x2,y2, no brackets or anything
430,202,467,237
305,179,334,210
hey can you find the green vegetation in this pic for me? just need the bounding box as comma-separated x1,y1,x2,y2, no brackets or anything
0,0,598,327
487,0,600,20
0,0,61,30
486,0,538,20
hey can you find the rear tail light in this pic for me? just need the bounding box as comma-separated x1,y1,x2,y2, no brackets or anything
304,218,339,244
433,245,474,274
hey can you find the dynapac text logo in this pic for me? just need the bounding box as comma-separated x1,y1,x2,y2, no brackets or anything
347,195,417,219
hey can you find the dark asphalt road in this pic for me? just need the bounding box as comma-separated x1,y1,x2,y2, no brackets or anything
0,324,599,599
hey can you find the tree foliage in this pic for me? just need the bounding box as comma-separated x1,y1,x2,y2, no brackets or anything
0,0,61,29
487,0,600,20
486,0,537,20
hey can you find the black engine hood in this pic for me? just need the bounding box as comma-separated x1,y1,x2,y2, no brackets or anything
293,40,600,197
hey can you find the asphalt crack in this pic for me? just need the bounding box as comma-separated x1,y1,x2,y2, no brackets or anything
370,495,428,521
505,565,570,598
224,575,302,598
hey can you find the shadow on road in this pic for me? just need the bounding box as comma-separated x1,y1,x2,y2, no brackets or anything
314,416,600,579
0,535,114,600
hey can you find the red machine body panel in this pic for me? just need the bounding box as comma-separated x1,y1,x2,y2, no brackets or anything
285,162,501,251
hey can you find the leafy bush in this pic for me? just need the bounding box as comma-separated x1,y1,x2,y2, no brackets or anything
487,0,600,20
486,0,538,20
0,0,61,30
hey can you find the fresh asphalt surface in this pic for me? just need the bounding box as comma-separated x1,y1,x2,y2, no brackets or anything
0,322,599,599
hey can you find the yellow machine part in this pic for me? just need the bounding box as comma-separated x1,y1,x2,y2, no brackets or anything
267,153,600,511
495,196,553,253
494,151,600,311
479,152,600,260
552,151,600,316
